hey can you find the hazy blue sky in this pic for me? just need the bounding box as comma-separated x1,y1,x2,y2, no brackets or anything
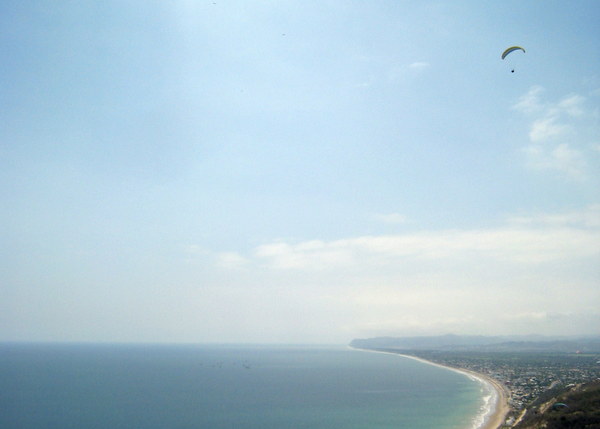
2,1,599,343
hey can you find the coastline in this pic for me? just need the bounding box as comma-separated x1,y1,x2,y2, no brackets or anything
350,347,510,429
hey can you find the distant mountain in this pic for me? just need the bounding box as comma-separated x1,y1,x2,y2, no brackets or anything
350,335,600,353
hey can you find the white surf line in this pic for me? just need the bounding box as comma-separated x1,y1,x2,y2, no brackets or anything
349,346,509,429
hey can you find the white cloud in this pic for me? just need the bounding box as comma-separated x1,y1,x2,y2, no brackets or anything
248,215,599,270
529,117,568,142
507,204,600,228
184,245,249,269
503,311,550,321
523,142,587,180
512,85,545,114
185,244,209,255
373,213,409,224
254,240,353,270
557,94,585,117
514,86,599,179
216,252,248,269
409,61,430,70
200,207,600,339
387,61,430,83
498,312,600,336
549,143,587,178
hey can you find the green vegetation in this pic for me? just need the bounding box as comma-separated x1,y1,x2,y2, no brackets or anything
513,381,600,428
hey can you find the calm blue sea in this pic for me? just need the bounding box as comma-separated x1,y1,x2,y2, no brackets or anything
0,344,488,429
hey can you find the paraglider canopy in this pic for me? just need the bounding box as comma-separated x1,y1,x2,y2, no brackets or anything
501,46,525,60
502,46,525,73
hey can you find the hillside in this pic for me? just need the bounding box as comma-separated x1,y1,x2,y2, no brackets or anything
513,381,600,428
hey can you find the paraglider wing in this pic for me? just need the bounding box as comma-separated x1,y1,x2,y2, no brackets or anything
501,46,525,60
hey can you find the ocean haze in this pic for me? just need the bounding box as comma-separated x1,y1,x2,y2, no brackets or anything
350,335,600,353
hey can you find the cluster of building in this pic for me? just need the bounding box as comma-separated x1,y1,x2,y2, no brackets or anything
398,350,600,412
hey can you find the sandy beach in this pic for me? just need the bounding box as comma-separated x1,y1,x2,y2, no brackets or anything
351,347,510,429
459,367,510,429
481,377,510,429
391,353,510,429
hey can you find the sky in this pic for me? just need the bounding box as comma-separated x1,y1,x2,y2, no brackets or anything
1,1,599,344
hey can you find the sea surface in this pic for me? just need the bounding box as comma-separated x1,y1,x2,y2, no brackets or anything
0,343,491,429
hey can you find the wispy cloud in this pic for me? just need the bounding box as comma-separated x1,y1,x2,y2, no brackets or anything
250,225,598,270
254,240,353,270
408,61,430,70
498,312,600,336
387,61,430,83
512,85,545,114
522,142,587,179
202,206,600,337
528,117,568,142
507,204,600,228
216,252,248,269
373,213,409,224
513,86,599,180
249,205,599,270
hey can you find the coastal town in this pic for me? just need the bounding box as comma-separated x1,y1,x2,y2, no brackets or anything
401,350,600,408
374,348,600,427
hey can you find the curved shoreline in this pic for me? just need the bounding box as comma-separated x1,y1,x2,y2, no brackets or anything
350,347,510,429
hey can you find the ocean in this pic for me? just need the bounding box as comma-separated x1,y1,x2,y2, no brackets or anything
0,343,492,429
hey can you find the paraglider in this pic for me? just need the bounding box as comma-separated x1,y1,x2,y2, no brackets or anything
501,46,525,60
501,46,525,73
